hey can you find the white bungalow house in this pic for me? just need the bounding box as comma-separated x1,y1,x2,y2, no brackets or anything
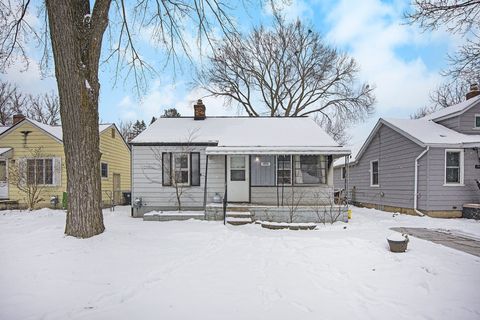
130,100,350,222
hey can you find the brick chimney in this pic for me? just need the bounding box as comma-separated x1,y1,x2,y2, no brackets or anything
194,99,206,120
12,114,25,125
466,83,480,100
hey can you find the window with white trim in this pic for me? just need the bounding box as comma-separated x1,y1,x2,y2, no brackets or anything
370,160,379,186
445,150,463,184
294,155,327,184
27,158,53,185
101,162,108,178
276,155,292,185
475,114,480,128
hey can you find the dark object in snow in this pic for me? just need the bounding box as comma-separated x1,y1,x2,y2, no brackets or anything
387,234,409,253
463,204,480,220
123,192,131,205
343,226,347,229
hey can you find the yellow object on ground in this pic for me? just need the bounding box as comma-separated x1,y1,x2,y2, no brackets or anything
348,209,352,219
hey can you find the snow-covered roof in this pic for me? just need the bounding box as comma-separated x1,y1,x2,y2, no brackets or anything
423,95,480,121
0,118,113,142
353,116,480,164
0,127,8,135
0,147,12,156
383,118,480,146
333,145,360,167
131,117,350,154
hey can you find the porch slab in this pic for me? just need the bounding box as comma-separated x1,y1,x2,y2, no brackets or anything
206,203,348,223
143,211,205,222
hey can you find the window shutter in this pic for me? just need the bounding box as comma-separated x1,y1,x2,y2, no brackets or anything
162,152,172,186
53,157,62,186
191,152,200,186
18,158,27,186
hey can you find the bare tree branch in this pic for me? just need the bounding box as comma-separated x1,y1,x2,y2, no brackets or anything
198,16,375,141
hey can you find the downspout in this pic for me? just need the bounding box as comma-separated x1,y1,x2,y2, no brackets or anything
203,154,209,213
414,146,429,216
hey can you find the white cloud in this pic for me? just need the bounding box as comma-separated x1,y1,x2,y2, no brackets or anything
0,58,57,95
115,80,239,121
323,0,458,144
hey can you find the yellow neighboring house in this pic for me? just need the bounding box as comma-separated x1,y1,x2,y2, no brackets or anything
0,115,131,208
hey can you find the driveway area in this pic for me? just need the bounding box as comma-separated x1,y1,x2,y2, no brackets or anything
391,227,480,257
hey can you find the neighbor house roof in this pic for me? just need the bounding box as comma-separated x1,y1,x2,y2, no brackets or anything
353,117,480,164
131,117,350,155
422,94,480,121
0,118,114,143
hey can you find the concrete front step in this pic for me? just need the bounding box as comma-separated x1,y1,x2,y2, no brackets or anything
226,217,253,225
225,207,252,212
226,211,253,218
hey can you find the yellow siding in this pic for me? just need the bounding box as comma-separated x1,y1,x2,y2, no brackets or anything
0,122,66,207
0,121,131,208
99,126,131,206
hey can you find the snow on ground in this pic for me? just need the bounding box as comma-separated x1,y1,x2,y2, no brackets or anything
0,206,479,320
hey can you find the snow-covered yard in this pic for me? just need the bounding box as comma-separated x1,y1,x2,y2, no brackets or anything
1,206,479,320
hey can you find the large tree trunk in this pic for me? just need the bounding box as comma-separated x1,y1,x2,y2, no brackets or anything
46,0,112,238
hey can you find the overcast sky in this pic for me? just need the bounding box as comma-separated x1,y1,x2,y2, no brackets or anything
0,0,461,149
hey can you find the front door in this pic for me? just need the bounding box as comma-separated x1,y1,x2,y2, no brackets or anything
227,155,249,202
0,160,7,199
113,173,121,205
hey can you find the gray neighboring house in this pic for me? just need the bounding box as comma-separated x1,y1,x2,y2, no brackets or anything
130,100,350,222
334,88,480,218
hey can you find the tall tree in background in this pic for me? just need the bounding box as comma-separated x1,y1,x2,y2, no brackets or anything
0,0,238,238
198,16,375,142
132,120,146,137
161,108,181,118
406,0,480,115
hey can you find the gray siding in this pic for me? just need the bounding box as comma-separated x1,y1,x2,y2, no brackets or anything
251,155,275,186
347,124,426,210
251,185,334,205
436,100,480,135
424,147,480,210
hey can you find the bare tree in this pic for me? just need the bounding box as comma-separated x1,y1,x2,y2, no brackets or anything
312,187,344,225
0,0,241,238
405,1,480,114
0,80,19,125
285,187,304,223
27,92,60,125
118,120,134,141
411,78,472,118
199,16,375,140
8,147,51,210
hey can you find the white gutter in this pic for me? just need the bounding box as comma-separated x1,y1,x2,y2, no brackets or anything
414,146,429,216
